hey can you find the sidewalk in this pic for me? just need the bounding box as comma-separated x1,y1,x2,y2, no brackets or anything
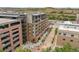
32,28,56,52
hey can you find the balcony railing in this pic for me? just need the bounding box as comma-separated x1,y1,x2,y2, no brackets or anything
3,42,11,47
2,38,10,43
14,42,19,47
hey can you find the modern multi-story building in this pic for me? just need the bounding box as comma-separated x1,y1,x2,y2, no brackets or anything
0,13,27,44
27,13,49,43
0,18,22,52
57,21,79,48
0,12,49,49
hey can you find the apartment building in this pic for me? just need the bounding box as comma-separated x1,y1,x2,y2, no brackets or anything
0,12,49,43
27,13,49,43
0,13,27,44
0,18,22,52
57,21,79,48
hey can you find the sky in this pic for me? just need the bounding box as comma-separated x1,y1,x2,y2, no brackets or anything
0,0,79,8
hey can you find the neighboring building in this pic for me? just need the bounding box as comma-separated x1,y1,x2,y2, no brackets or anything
0,18,22,52
49,20,76,28
0,13,27,44
48,20,64,28
27,13,49,43
57,21,79,48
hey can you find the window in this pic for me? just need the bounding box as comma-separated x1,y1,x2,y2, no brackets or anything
38,37,40,40
12,17,17,19
63,33,66,36
13,35,19,39
2,40,10,44
36,25,37,26
14,44,20,49
38,15,40,18
59,33,61,35
0,24,8,29
71,35,74,37
32,16,34,20
13,39,19,44
3,44,11,50
35,20,38,22
0,16,5,18
4,24,9,28
13,31,19,35
35,16,38,19
1,35,9,40
70,40,73,42
2,31,9,34
12,28,18,31
63,39,65,41
9,50,12,52
11,22,20,26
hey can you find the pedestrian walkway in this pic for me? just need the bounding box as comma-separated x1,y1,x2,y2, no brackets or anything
32,28,56,52
40,28,56,51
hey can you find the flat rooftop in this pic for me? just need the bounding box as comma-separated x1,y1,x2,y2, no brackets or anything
0,13,26,17
32,13,45,16
58,21,79,32
0,18,18,24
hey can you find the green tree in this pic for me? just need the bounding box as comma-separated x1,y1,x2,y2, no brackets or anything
15,47,32,52
42,47,51,52
0,48,3,52
54,43,79,52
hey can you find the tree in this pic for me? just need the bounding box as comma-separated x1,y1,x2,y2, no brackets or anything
15,47,32,52
0,48,3,52
42,47,51,52
54,43,79,52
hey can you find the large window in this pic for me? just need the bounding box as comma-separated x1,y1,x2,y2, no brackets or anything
63,33,66,36
32,15,40,23
2,40,10,44
70,40,73,42
13,35,19,39
3,44,11,50
12,17,17,19
59,33,61,35
0,24,8,29
14,44,20,49
12,28,18,31
13,39,19,44
71,35,74,37
62,38,65,41
2,31,9,34
1,35,9,40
